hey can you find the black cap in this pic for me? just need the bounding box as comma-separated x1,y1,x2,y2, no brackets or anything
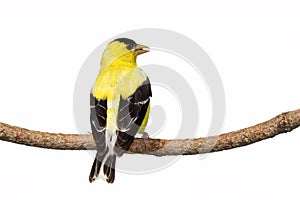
112,38,137,50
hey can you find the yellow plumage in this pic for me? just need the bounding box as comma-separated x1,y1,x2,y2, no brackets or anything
92,66,147,99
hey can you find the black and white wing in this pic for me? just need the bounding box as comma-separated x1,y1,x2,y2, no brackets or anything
90,94,107,154
114,77,152,156
89,94,116,183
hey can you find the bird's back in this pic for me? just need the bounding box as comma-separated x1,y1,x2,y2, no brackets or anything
92,65,148,100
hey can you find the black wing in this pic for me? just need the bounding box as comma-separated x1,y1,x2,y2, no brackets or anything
114,77,152,156
90,94,117,183
90,94,107,156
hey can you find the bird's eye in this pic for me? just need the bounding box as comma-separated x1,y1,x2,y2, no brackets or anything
126,43,134,50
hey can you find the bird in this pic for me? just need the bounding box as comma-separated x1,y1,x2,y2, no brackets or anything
89,38,152,183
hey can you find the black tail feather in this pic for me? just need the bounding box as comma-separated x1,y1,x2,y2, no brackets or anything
89,152,116,184
104,154,116,183
89,153,102,183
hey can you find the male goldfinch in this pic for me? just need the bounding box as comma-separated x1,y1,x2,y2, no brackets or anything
89,38,152,183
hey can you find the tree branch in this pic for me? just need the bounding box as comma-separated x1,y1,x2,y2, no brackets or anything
0,109,299,156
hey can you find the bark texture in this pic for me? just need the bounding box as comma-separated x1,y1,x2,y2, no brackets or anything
0,109,299,156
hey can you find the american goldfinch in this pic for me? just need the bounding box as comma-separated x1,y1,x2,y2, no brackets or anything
89,38,151,183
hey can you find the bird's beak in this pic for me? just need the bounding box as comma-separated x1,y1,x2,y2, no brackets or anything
135,44,150,56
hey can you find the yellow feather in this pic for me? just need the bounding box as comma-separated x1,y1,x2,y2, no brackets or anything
138,103,150,133
92,66,147,100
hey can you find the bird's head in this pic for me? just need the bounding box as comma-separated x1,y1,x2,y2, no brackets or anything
100,38,149,68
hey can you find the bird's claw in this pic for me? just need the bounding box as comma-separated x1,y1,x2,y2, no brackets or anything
141,132,149,139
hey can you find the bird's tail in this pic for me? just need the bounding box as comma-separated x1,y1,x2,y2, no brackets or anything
89,152,116,183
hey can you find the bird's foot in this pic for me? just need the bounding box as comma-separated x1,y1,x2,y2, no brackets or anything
141,132,149,139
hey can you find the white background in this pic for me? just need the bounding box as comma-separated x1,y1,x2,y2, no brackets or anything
0,1,300,199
